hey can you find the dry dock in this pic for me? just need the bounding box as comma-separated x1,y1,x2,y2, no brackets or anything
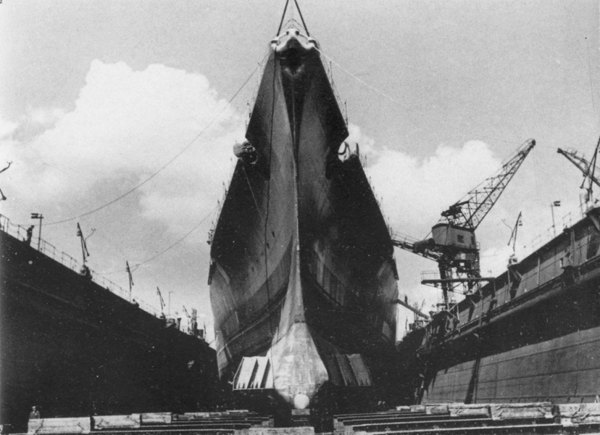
7,402,600,435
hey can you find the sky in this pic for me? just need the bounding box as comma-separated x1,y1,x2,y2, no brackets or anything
0,0,598,343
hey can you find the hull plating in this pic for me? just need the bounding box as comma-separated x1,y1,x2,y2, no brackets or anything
209,33,398,408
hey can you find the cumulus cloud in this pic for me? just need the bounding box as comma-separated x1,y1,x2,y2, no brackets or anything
29,107,65,126
0,60,245,329
0,116,18,139
358,133,554,337
366,138,501,238
346,123,376,161
3,60,243,229
359,133,587,339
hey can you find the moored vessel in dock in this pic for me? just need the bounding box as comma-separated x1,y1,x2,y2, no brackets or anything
209,19,399,413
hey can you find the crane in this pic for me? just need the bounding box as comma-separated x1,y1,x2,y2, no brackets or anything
76,222,95,278
395,296,429,333
182,305,191,333
76,222,90,263
557,136,600,203
182,305,191,322
507,211,523,262
440,139,536,230
391,232,441,262
393,295,429,319
392,138,536,308
156,287,166,318
182,305,202,338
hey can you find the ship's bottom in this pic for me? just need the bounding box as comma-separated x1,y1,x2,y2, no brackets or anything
223,257,398,428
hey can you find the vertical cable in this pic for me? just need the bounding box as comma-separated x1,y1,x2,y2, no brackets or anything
293,0,310,36
276,0,290,35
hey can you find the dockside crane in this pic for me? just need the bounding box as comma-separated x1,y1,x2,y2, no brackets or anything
393,295,429,320
156,286,166,319
76,222,94,279
507,211,523,259
392,138,536,309
182,305,203,338
182,305,192,332
557,136,600,203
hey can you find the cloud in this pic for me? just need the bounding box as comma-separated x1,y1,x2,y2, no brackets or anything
359,134,544,337
361,134,587,339
0,60,245,329
2,107,66,143
365,138,501,239
29,107,65,127
346,123,376,161
0,116,18,139
3,60,244,230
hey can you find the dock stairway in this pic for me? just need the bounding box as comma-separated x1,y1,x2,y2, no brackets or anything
333,403,600,435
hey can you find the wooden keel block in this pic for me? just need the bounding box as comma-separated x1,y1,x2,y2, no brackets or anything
237,428,314,435
28,417,91,434
140,412,172,425
490,402,553,420
92,414,140,430
558,403,600,424
448,403,491,418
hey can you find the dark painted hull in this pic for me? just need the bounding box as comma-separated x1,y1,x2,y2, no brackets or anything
396,207,600,405
0,230,218,429
209,32,398,408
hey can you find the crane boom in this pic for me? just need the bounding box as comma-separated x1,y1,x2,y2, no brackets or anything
391,138,536,309
393,298,429,319
557,146,600,189
156,287,165,316
442,139,536,230
507,211,522,253
391,232,441,262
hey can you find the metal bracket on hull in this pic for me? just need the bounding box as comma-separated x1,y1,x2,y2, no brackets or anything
233,356,274,390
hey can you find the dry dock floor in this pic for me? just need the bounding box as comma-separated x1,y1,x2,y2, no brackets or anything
8,403,600,435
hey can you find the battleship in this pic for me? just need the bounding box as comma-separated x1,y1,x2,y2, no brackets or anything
208,23,399,412
3,2,598,433
0,214,218,430
395,142,600,406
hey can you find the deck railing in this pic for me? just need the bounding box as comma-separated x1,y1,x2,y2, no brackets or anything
528,210,582,251
0,213,160,318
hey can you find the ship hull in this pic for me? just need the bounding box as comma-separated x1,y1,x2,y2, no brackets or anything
210,31,398,409
0,230,218,429
396,208,600,405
